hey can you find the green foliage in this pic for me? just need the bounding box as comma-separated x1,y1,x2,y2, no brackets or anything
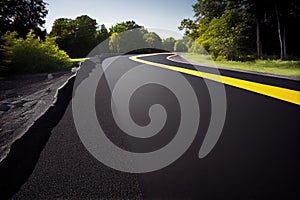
109,21,142,34
108,21,166,53
109,24,128,35
143,32,163,49
96,24,109,43
50,18,74,56
188,41,208,54
50,15,107,58
1,31,71,74
174,40,188,52
194,2,252,60
178,19,199,39
109,28,148,53
50,18,144,57
181,0,300,60
0,0,48,38
181,36,193,49
162,37,176,52
193,0,226,20
109,32,121,53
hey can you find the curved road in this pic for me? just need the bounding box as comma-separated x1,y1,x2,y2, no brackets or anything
7,53,300,199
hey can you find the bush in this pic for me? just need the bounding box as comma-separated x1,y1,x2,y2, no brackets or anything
215,56,226,61
1,31,71,74
188,42,208,54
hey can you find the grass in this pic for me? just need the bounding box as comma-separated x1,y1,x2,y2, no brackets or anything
69,58,86,67
183,53,300,78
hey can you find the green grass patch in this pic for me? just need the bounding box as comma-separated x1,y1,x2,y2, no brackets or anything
70,58,86,62
183,53,300,78
69,58,87,68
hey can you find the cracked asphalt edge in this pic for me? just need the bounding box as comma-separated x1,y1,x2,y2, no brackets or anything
0,71,77,163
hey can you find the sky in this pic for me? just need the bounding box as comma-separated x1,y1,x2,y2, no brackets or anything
44,0,197,39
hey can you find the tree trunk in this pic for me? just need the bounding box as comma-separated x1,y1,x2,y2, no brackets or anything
256,18,262,59
275,4,284,60
283,25,287,58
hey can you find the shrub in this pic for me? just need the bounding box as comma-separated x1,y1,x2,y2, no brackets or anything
1,31,71,74
188,42,208,55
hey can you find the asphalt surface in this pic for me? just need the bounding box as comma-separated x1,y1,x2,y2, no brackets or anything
9,53,300,199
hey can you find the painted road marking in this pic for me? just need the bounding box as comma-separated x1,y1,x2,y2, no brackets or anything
129,53,300,106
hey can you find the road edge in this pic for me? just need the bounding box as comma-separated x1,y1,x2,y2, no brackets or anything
168,53,300,82
0,72,76,199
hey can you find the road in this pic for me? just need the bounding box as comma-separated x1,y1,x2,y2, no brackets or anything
9,53,300,199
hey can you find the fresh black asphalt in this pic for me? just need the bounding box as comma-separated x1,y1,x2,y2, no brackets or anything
6,54,300,199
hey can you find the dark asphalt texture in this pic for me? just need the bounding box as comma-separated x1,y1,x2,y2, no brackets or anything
11,54,300,199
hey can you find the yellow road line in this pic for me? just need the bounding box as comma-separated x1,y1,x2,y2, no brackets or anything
129,53,300,106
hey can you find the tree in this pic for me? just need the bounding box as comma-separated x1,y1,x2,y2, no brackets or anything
143,32,163,49
199,5,252,60
178,19,199,39
180,0,254,60
188,41,207,54
183,0,300,60
109,28,147,53
71,15,98,57
0,0,48,38
174,40,188,52
51,15,104,58
192,0,226,20
50,18,74,56
247,0,300,59
182,35,193,50
163,37,176,52
108,21,147,53
123,20,143,30
109,24,128,35
109,20,142,35
273,0,300,59
96,24,109,43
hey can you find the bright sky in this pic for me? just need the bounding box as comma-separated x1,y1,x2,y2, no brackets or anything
44,0,196,39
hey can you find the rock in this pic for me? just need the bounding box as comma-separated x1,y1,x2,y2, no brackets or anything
71,67,78,73
0,103,12,112
47,74,53,79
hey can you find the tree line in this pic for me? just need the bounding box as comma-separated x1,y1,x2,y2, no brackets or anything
2,0,298,70
179,0,300,60
50,16,190,57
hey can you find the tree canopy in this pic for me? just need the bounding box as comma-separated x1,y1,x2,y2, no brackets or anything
0,0,48,38
109,28,165,53
109,20,142,34
143,32,163,49
50,15,109,58
162,37,176,52
180,0,300,60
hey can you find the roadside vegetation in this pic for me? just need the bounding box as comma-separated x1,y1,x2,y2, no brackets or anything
178,0,300,77
179,0,300,61
0,0,299,77
1,31,72,74
183,53,300,77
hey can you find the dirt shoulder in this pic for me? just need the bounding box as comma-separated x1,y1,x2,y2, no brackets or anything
0,71,75,162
